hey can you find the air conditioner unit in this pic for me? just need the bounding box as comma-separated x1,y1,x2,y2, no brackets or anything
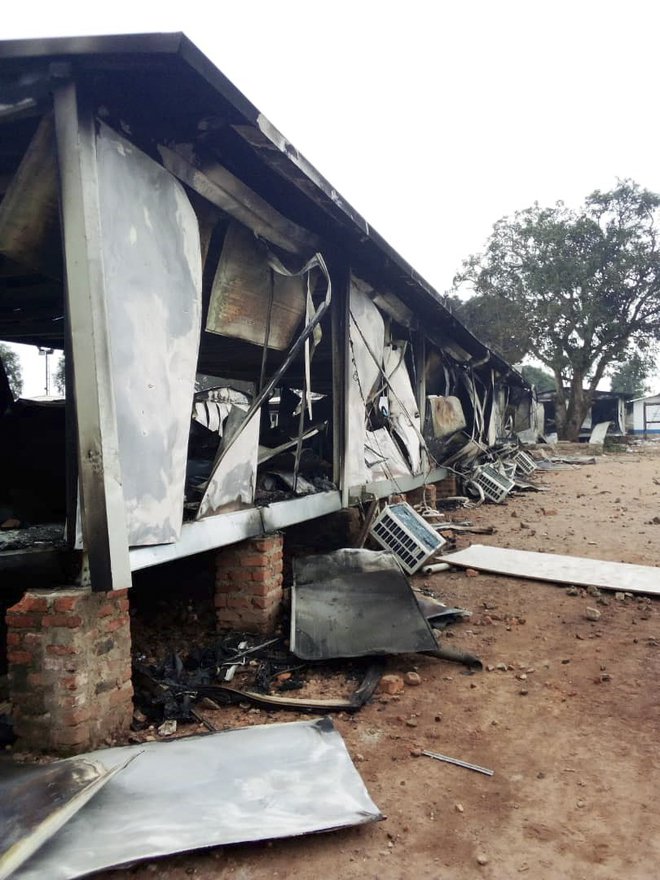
469,464,514,504
512,450,537,475
370,502,446,574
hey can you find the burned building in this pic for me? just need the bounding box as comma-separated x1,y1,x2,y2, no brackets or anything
0,33,531,750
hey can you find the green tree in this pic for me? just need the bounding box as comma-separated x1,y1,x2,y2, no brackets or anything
0,342,23,398
455,180,660,440
444,293,531,364
53,355,66,396
520,365,556,392
610,350,654,397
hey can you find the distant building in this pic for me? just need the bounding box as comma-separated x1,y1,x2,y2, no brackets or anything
629,392,660,436
537,389,631,439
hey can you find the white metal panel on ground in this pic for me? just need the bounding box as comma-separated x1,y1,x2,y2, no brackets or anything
440,545,660,595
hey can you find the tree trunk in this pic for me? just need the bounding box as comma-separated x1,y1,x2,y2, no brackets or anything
562,374,591,442
553,370,568,438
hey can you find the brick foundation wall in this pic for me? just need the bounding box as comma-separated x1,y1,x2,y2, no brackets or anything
435,474,458,498
215,533,283,634
6,588,133,754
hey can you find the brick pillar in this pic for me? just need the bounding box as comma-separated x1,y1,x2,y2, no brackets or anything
6,588,133,754
435,474,458,498
215,533,283,634
406,484,437,509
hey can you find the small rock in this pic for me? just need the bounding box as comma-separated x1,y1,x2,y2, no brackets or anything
566,586,579,596
517,673,527,681
614,592,626,602
157,719,177,737
434,714,443,722
576,799,585,808
405,717,418,728
519,688,529,696
466,568,480,577
404,671,422,687
587,585,601,597
496,662,508,671
410,748,422,757
455,802,464,813
477,855,489,866
486,664,495,672
585,607,601,621
378,674,404,695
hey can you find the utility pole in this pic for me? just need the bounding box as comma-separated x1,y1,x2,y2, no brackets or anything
38,347,54,396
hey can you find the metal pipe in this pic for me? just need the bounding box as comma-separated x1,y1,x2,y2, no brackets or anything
421,750,494,776
421,562,451,574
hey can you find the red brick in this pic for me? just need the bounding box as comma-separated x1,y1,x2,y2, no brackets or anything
53,595,81,613
249,568,273,584
59,707,92,726
42,614,83,629
61,676,83,690
6,632,22,647
46,644,78,656
17,596,50,613
6,613,40,629
102,617,126,634
250,595,281,610
7,650,33,665
51,725,90,747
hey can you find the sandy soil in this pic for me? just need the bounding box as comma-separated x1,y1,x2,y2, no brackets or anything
96,446,660,880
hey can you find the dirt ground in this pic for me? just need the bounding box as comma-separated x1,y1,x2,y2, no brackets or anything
99,445,660,880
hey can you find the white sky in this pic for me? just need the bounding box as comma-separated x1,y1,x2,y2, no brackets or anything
4,0,660,394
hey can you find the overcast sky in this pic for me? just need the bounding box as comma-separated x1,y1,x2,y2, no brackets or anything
5,0,660,394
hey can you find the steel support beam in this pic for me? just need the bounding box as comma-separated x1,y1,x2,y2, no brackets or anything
54,80,131,591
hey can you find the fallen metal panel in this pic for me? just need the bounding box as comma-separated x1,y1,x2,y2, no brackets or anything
588,420,611,445
365,427,412,481
196,405,260,518
345,278,385,488
441,544,660,595
383,343,422,475
291,548,439,660
206,222,306,350
428,395,466,439
14,719,382,880
0,758,117,880
96,122,202,546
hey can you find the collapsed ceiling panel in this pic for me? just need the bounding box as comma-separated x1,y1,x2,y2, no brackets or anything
206,222,307,350
0,113,61,278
